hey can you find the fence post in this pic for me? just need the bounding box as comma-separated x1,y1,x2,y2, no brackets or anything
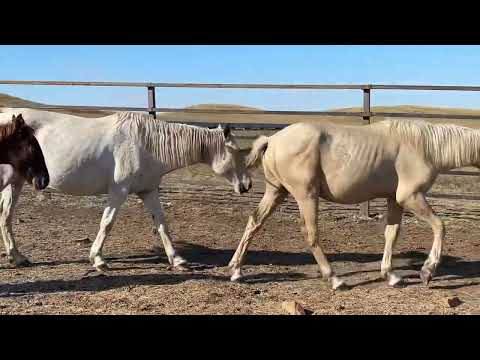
148,86,156,119
359,87,371,218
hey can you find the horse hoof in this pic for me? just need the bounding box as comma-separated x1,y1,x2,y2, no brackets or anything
230,269,243,282
150,245,163,254
94,263,109,272
17,259,32,268
387,273,403,287
172,255,188,266
420,268,432,285
173,264,191,272
331,276,347,291
9,256,31,267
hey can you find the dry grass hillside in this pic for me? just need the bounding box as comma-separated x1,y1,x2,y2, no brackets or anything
0,93,113,118
3,92,480,127
161,103,480,129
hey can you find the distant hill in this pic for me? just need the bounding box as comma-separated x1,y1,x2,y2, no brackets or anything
335,104,480,116
0,93,113,118
0,93,45,108
2,93,480,128
158,103,480,128
185,104,261,111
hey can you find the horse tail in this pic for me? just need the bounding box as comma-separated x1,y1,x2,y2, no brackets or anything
245,135,269,169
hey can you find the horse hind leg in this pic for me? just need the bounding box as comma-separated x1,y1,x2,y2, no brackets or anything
228,183,287,282
89,187,128,271
0,182,30,267
380,198,403,287
137,189,188,270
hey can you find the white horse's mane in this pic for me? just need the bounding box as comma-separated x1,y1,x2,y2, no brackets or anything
114,112,225,166
374,118,480,169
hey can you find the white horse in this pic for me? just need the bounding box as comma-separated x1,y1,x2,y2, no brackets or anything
0,108,252,271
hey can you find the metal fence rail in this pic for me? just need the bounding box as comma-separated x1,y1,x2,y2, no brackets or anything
4,80,480,91
2,80,480,217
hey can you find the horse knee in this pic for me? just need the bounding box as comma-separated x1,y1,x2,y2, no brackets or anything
248,213,260,227
300,224,313,244
307,238,318,248
0,213,11,228
433,218,444,233
305,233,318,247
301,222,317,243
104,222,114,233
300,224,307,236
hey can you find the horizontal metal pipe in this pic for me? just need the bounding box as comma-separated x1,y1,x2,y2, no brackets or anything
0,80,367,89
3,80,480,91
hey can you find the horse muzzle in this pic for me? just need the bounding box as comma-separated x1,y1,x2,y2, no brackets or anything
33,174,49,191
238,181,252,194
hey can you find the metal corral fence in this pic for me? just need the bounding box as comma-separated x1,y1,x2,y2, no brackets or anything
2,80,480,217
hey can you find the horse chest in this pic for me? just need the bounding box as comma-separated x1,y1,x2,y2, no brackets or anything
129,171,164,193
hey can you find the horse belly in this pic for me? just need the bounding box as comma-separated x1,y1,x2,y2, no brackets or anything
317,135,399,203
320,166,397,204
49,163,111,195
36,127,114,195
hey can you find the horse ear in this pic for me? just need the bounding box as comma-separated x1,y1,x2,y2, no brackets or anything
12,114,25,128
223,124,231,139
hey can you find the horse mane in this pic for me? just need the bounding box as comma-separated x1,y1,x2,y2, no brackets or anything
114,112,225,166
376,118,480,168
0,119,23,142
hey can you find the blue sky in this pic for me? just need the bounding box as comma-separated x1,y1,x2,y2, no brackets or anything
1,45,480,110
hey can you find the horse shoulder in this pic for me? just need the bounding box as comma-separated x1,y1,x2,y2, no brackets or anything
111,137,142,183
395,144,437,197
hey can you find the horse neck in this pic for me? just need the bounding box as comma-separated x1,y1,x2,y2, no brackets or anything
428,128,480,170
0,125,16,164
0,142,11,163
157,123,224,171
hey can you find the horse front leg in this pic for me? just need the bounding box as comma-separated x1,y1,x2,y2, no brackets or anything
380,198,404,287
89,187,128,271
295,192,345,290
400,192,444,285
0,181,30,267
138,189,189,270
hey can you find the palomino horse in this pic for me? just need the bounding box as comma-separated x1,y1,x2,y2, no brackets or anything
0,108,251,271
229,119,480,289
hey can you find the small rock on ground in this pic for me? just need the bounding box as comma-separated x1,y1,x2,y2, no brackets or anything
281,301,306,315
446,297,463,308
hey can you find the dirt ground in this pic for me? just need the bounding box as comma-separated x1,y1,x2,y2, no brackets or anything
0,168,480,315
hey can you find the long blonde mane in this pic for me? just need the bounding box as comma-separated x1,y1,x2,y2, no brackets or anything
373,118,480,169
115,112,225,167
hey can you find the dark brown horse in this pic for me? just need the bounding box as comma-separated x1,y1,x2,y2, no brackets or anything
0,114,49,191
